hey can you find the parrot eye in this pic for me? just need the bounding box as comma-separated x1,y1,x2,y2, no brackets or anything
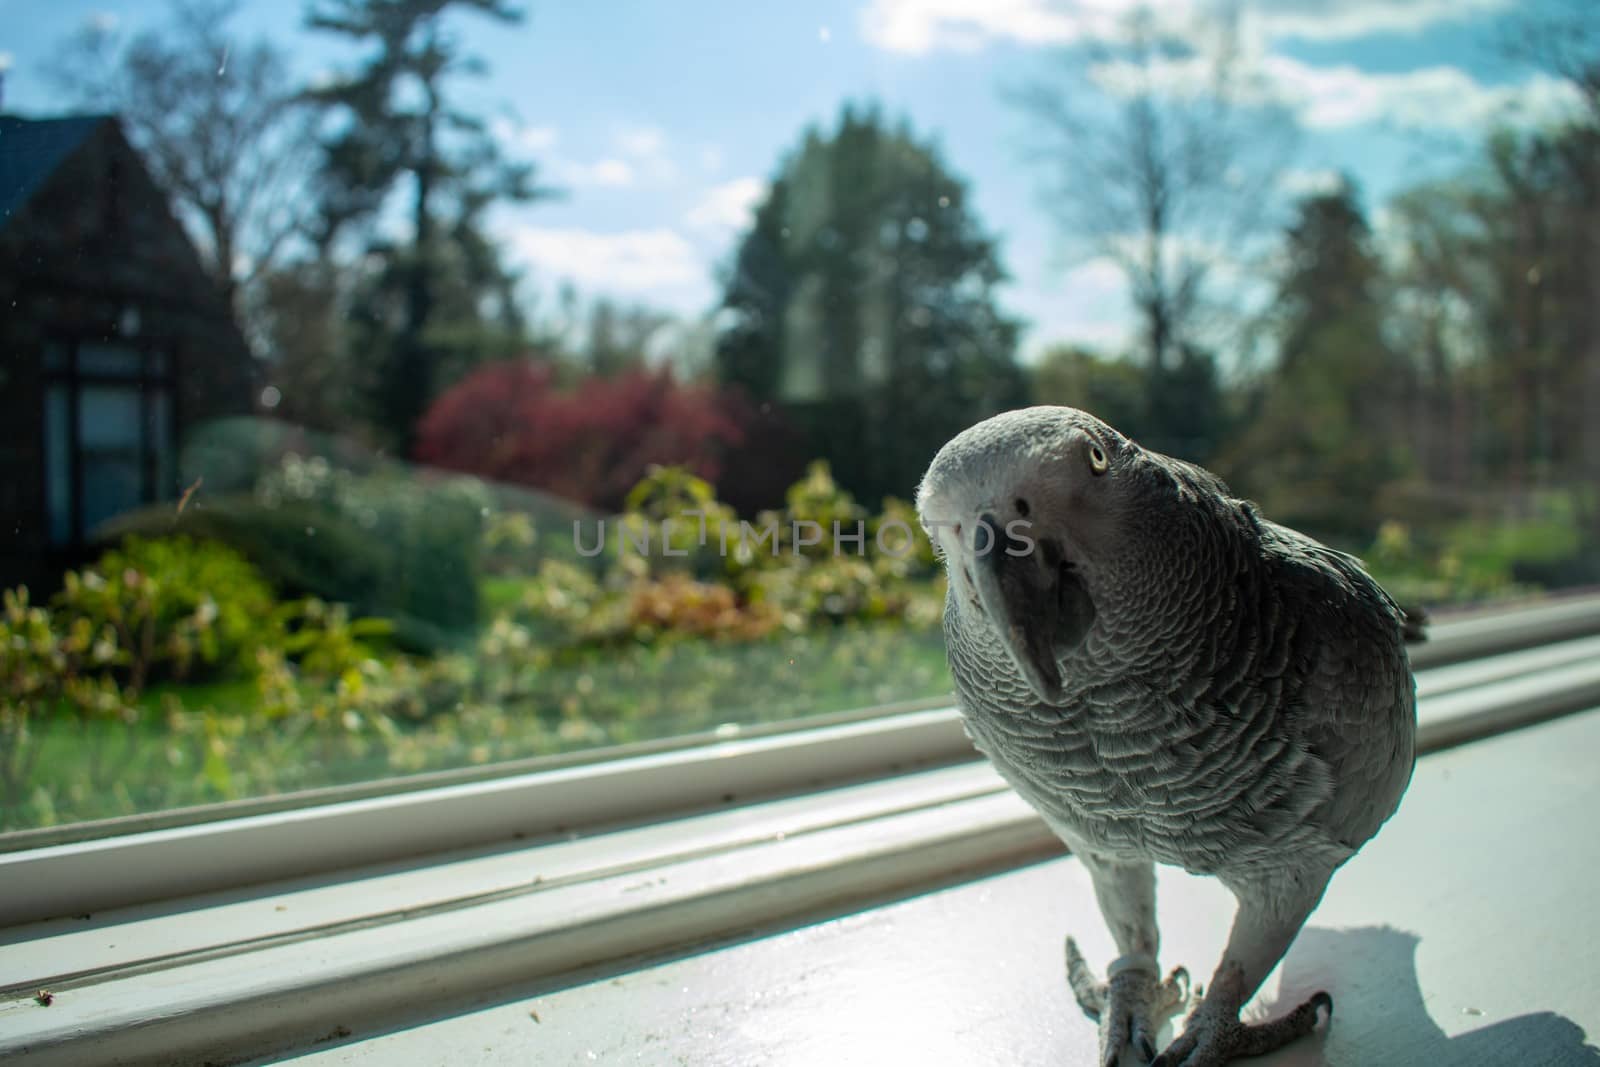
1088,444,1109,475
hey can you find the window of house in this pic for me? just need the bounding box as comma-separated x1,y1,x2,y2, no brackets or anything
2,1,1598,847
41,341,177,547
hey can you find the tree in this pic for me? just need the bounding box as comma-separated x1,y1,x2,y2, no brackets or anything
47,0,311,323
1383,179,1485,493
1498,5,1600,524
415,362,747,511
1501,0,1600,123
1031,342,1225,463
714,105,1026,506
253,259,355,432
1010,9,1292,385
579,299,676,376
1386,127,1598,507
305,0,543,455
1031,345,1146,434
1222,180,1411,540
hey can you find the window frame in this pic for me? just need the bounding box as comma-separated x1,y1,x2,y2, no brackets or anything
4,592,1600,929
40,333,178,547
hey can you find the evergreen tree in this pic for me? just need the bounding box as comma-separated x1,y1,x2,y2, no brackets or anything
304,0,540,455
1223,178,1410,540
1030,345,1146,437
715,105,1025,506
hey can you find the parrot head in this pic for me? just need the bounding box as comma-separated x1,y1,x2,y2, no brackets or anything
916,405,1151,704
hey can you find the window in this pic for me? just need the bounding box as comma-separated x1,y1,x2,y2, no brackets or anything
41,340,177,546
3,1,1599,850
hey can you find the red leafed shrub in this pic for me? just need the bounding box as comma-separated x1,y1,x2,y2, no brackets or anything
415,361,749,510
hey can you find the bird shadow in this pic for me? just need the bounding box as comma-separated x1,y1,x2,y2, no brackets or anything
1245,925,1600,1066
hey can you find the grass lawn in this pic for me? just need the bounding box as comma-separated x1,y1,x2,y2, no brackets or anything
3,623,954,833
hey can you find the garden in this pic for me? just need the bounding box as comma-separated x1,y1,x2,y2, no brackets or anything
0,427,955,833
6,413,1592,834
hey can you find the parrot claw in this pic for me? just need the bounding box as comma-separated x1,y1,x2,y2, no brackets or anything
1147,963,1333,1066
1066,936,1192,1066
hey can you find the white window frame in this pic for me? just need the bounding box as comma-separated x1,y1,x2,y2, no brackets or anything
5,593,1600,928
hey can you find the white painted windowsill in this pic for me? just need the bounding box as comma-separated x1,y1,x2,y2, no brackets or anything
3,595,1600,1066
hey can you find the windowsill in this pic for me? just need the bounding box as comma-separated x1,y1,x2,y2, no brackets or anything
4,597,1600,1065
275,706,1600,1067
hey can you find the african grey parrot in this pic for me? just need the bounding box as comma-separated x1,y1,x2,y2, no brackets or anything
917,406,1418,1066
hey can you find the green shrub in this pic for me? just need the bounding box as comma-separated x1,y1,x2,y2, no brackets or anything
0,588,144,829
7,460,960,831
1362,492,1593,607
618,465,742,579
778,460,867,560
107,455,488,648
255,454,487,642
59,536,276,685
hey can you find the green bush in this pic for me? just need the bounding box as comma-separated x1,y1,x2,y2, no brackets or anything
0,587,144,828
108,454,488,649
58,536,276,685
6,461,958,830
1362,492,1592,607
255,454,488,643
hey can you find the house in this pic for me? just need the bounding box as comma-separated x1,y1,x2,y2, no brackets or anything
0,114,254,592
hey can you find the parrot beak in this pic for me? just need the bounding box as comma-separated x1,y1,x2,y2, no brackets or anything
971,515,1095,705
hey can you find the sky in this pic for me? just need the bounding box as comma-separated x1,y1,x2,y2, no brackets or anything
0,0,1581,360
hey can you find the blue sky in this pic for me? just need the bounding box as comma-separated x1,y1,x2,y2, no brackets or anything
0,0,1578,360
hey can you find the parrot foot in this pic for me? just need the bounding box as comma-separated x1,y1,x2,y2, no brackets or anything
1066,936,1191,1067
1148,962,1332,1067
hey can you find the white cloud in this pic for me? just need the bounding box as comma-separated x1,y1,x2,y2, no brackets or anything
861,0,1120,54
1086,47,1582,131
491,117,559,154
611,125,677,182
615,126,667,158
1058,255,1132,329
1277,167,1345,197
687,177,766,230
512,123,681,189
860,0,1513,54
507,226,703,291
1254,0,1510,42
1266,56,1579,130
1012,254,1132,357
553,158,635,187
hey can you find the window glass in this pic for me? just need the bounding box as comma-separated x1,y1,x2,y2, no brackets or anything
80,454,145,537
77,386,146,533
78,343,145,378
78,385,144,451
3,1,1598,837
149,389,176,497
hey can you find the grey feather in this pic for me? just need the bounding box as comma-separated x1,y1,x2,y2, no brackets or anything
919,406,1417,1063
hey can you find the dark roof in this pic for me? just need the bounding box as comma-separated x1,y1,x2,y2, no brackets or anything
0,115,112,229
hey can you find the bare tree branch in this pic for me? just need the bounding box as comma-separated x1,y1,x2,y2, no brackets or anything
46,0,314,328
1008,5,1295,372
